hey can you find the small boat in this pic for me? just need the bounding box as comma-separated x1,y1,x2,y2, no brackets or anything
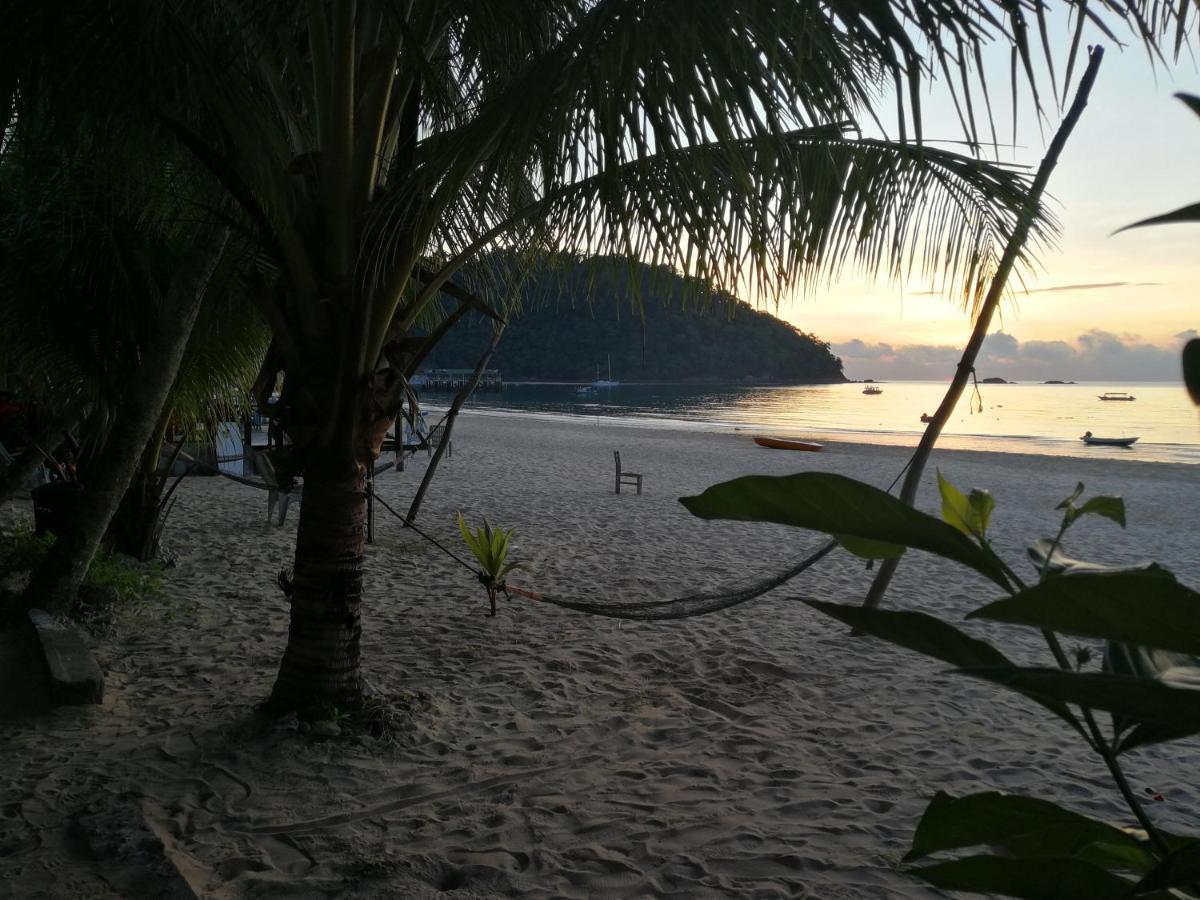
920,413,933,423
1099,392,1136,401
863,385,883,395
592,355,619,388
576,385,595,394
1080,431,1139,448
754,436,824,452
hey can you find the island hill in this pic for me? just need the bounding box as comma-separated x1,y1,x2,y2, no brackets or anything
421,256,846,384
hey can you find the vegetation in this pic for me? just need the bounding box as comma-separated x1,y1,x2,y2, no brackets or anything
422,255,844,383
4,2,1195,715
1117,92,1200,403
681,468,1200,898
1,524,162,625
457,513,521,617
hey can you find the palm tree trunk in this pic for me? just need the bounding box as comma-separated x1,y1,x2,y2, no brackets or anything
267,464,366,714
860,48,1104,615
22,223,230,614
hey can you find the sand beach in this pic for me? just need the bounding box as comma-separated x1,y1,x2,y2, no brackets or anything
2,411,1198,898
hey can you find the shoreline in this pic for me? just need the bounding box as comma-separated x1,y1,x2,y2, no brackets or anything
3,412,1197,897
426,402,1200,468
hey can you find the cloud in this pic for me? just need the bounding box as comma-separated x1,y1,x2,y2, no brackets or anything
833,329,1192,381
911,281,1161,296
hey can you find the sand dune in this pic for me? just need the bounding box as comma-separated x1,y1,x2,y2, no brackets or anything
2,411,1197,897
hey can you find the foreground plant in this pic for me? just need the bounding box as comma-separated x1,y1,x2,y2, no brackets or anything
457,513,521,617
681,472,1200,899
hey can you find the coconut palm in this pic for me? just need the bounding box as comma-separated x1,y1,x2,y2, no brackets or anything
2,0,1193,714
0,113,265,590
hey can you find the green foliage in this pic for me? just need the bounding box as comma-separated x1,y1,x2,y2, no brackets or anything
1183,339,1200,406
457,514,521,584
905,791,1158,871
681,471,1200,898
0,524,162,609
970,572,1200,657
938,470,995,541
910,855,1147,900
421,254,846,383
457,513,522,617
679,472,1012,588
1118,94,1200,233
1055,482,1126,529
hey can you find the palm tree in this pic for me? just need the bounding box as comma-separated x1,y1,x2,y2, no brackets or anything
0,103,261,601
3,0,1193,714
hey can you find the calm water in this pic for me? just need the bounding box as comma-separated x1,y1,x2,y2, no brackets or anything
429,381,1200,465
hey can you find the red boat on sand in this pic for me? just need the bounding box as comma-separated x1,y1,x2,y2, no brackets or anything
754,436,824,452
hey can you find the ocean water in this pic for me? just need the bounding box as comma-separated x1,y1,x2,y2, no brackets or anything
426,380,1200,465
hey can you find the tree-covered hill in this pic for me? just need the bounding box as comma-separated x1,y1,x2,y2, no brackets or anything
422,256,845,383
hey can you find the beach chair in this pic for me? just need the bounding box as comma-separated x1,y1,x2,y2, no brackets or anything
614,451,643,495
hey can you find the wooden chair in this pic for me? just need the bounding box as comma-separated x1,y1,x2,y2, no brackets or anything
614,451,642,495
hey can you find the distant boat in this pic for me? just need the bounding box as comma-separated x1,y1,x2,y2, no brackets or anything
576,385,595,395
1081,431,1139,447
863,385,883,395
1099,392,1136,401
754,436,824,452
592,354,619,388
920,413,933,423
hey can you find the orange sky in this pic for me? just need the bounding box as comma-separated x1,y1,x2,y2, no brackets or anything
771,39,1199,377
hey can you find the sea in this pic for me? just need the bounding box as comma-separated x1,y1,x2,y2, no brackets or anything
423,380,1200,465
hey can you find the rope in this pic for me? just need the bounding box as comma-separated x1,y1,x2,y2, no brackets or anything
363,439,918,622
368,489,483,577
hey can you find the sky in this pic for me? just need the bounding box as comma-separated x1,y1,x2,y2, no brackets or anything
771,18,1200,382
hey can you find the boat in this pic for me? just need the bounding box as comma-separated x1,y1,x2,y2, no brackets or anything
919,413,933,423
863,385,883,395
754,436,824,452
1080,431,1139,447
1098,392,1136,401
592,354,619,388
575,385,595,395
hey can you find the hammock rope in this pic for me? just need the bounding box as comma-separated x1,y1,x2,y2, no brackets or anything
362,447,918,621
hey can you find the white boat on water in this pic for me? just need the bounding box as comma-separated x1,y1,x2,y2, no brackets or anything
1099,392,1136,401
1081,431,1138,447
862,385,883,395
593,354,619,388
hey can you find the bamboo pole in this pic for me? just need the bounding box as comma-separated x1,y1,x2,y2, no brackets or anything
404,322,507,525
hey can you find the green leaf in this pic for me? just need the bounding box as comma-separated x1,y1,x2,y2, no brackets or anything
1177,92,1200,120
1057,482,1086,511
912,855,1137,900
803,602,1082,736
1133,840,1200,894
938,472,996,541
1118,202,1200,232
834,534,905,560
968,489,996,537
1104,642,1200,751
1074,496,1126,528
970,572,1200,656
961,667,1200,732
680,473,1011,589
906,791,1156,873
1182,338,1200,407
939,470,975,536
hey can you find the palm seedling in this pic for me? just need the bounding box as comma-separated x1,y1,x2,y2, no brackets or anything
457,513,522,617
